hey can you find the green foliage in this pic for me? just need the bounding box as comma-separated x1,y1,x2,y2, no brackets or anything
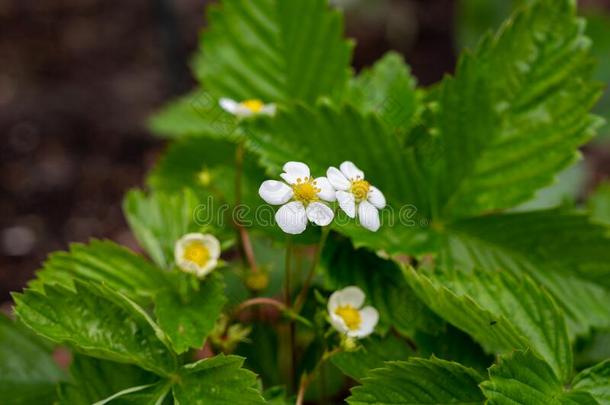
0,315,64,404
572,360,610,403
347,357,485,404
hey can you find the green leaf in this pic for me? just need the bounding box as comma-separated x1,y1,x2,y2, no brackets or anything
423,0,602,219
13,281,177,376
347,357,485,405
194,0,352,103
27,240,166,306
331,333,413,382
588,181,610,226
404,267,572,381
346,52,421,139
572,360,610,403
322,236,442,335
481,350,597,405
57,355,159,405
0,315,64,405
445,209,610,336
123,188,206,269
172,355,266,404
155,272,227,354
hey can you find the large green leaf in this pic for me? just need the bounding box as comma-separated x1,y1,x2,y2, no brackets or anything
445,209,610,336
0,315,64,405
27,240,166,306
154,272,227,354
572,360,610,403
424,0,602,219
172,355,266,404
193,0,352,103
347,357,485,405
13,281,176,376
322,236,442,335
123,188,206,269
57,355,159,405
404,267,572,381
481,350,598,405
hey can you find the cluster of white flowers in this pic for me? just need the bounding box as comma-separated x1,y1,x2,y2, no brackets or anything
259,161,386,234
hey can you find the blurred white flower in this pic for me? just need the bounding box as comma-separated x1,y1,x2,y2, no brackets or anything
174,233,220,278
259,161,335,234
219,98,276,118
327,161,386,231
327,286,378,339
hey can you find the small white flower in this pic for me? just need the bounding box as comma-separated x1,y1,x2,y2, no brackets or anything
259,162,335,235
219,98,276,118
327,286,379,339
327,161,386,232
174,233,221,278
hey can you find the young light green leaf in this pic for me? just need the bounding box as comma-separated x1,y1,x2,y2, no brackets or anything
347,357,485,405
154,272,227,354
572,360,610,403
194,0,352,103
481,350,597,405
0,315,64,405
13,281,177,376
404,267,572,381
28,240,166,306
123,188,204,269
172,355,266,404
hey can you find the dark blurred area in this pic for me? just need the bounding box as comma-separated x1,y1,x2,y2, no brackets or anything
1,0,609,301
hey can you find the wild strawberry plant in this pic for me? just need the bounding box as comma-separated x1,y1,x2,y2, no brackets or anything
2,0,610,404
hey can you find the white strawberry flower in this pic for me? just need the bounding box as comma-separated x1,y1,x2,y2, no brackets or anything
174,233,221,278
259,162,335,235
219,98,276,118
326,161,386,232
327,286,379,339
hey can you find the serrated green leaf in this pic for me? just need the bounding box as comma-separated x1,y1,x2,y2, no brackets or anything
481,350,597,405
424,0,603,219
404,267,572,381
572,360,610,403
346,52,420,139
322,236,442,335
27,240,166,306
0,315,64,405
194,0,352,103
347,357,485,404
331,333,413,382
155,272,226,354
445,209,610,337
57,355,159,405
172,355,266,404
13,281,177,376
123,188,206,269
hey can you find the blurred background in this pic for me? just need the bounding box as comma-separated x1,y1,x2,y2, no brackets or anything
1,0,610,301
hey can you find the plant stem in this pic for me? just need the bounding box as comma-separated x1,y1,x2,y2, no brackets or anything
283,237,296,392
233,297,287,316
294,226,331,312
295,348,341,405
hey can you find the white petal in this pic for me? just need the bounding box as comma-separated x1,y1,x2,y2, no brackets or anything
340,161,364,181
329,313,350,335
367,186,386,209
200,234,221,261
275,201,307,234
259,180,293,205
328,286,366,312
349,306,379,339
306,202,334,226
358,200,380,232
326,167,350,190
261,104,277,116
197,258,218,278
315,177,336,201
233,105,254,117
280,161,311,184
336,190,356,218
219,98,238,114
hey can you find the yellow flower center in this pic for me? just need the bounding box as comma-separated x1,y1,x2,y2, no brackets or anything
292,177,320,205
183,241,210,267
335,305,362,331
242,99,264,113
350,179,370,202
